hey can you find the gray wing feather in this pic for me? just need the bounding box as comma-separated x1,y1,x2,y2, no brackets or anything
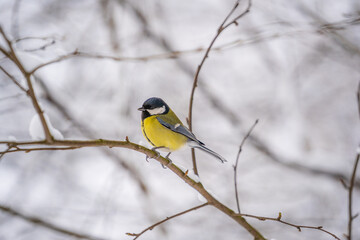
156,117,226,163
156,117,203,144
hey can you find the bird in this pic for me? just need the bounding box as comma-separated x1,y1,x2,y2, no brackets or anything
138,97,226,163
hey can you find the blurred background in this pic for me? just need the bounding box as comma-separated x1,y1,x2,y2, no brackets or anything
0,0,359,239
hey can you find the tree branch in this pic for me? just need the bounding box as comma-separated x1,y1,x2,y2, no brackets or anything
237,212,340,240
0,138,266,240
347,82,360,240
187,0,252,176
347,152,360,240
0,26,53,143
0,65,28,93
0,146,79,154
0,204,105,240
234,119,258,214
127,203,208,239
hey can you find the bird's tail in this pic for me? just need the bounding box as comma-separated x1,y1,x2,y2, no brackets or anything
188,141,227,163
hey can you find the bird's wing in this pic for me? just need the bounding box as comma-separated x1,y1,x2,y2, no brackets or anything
156,117,203,145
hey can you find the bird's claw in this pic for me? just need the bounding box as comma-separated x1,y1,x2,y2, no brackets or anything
161,158,172,169
145,147,161,162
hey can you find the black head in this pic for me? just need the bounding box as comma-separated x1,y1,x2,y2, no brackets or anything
138,97,170,119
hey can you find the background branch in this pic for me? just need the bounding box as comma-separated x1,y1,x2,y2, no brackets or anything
347,82,360,240
127,203,208,240
234,119,258,214
0,26,53,142
0,204,105,240
237,212,340,240
347,152,360,240
0,65,28,93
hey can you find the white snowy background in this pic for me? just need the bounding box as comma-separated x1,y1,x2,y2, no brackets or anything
0,0,359,239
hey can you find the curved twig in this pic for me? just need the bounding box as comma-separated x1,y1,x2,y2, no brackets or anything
187,0,252,176
127,203,208,239
234,119,258,213
0,204,105,240
237,212,340,240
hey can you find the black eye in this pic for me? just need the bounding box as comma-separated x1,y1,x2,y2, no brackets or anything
144,104,151,109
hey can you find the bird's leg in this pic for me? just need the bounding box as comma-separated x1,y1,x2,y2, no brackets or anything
161,152,172,169
145,146,163,162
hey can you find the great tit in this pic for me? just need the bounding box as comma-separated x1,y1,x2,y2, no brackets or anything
138,97,226,163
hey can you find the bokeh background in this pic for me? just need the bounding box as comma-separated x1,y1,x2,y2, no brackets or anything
0,0,359,239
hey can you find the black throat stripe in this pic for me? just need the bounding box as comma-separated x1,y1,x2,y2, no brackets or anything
142,120,156,147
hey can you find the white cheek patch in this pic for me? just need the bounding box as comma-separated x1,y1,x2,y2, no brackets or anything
147,105,166,115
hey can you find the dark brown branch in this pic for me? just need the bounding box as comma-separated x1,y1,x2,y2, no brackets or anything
347,152,360,240
127,203,209,239
234,119,258,214
0,139,265,240
187,0,252,176
0,26,53,143
0,146,11,162
237,212,340,240
0,204,105,240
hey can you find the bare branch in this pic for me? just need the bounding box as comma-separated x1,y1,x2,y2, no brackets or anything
127,203,208,239
237,212,340,240
187,0,252,176
0,65,28,93
347,151,360,240
234,119,258,214
0,146,79,155
0,26,53,143
0,204,105,240
0,146,11,162
357,81,360,120
0,138,266,240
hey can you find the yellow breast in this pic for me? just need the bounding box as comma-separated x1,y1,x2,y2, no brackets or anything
142,116,187,151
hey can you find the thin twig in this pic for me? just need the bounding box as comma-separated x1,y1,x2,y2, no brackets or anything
127,203,209,239
347,83,360,240
0,204,105,240
187,0,252,176
0,26,53,143
0,146,12,162
0,65,28,93
237,212,341,240
347,152,360,240
23,39,56,52
234,119,258,214
0,146,79,155
357,81,360,120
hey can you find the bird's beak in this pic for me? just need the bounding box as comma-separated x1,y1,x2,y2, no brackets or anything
138,107,145,111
